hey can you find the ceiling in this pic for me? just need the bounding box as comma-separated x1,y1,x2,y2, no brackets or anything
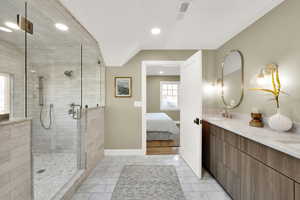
60,0,284,66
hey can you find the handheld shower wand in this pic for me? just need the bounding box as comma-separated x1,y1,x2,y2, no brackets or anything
38,76,53,130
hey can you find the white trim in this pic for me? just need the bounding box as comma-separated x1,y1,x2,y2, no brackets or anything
104,149,145,156
141,60,184,155
141,62,147,155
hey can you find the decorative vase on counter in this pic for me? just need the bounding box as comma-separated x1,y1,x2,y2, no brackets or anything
268,109,293,132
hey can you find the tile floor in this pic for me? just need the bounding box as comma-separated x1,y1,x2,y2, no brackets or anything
72,155,231,200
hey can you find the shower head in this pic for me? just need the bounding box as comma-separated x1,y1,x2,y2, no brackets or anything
64,70,73,77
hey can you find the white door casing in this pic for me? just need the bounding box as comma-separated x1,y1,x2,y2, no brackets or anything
180,51,203,178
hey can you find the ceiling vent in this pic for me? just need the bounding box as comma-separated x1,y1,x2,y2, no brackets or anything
177,1,191,20
180,2,190,13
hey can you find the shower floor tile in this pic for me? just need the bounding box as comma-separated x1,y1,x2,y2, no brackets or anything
34,153,77,200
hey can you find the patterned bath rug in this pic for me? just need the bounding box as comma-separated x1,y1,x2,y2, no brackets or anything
111,165,186,200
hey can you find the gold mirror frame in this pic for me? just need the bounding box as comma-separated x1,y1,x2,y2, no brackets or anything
221,50,244,109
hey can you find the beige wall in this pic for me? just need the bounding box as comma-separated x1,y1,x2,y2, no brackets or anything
202,50,218,114
209,0,300,122
146,76,180,121
105,50,196,149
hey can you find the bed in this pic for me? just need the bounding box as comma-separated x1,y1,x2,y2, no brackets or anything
146,113,180,143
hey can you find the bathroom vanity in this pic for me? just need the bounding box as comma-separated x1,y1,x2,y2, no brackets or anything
203,118,300,200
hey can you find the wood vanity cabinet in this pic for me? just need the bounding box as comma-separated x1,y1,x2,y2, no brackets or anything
203,122,241,200
202,121,297,200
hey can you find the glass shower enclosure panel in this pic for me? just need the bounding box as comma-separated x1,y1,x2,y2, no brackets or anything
0,0,26,119
82,43,102,108
26,1,84,200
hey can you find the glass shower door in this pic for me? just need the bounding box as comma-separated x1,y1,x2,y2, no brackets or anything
82,43,102,109
26,1,84,199
0,0,26,119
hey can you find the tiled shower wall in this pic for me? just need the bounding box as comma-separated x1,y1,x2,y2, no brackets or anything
30,61,102,153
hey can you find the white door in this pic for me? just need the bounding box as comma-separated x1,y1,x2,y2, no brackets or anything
180,51,203,178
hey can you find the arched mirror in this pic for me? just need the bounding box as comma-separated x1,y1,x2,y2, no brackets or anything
221,50,244,109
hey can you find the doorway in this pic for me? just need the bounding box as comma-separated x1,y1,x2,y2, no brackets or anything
141,61,183,155
141,51,203,177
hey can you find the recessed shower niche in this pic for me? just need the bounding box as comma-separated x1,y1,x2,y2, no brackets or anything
0,0,104,199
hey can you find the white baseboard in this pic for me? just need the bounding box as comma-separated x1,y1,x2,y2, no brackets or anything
104,149,145,156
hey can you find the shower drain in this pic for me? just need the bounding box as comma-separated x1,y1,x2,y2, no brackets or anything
37,169,46,174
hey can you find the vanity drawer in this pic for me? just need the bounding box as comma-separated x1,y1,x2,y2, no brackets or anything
223,129,240,149
210,125,219,136
266,147,300,183
240,137,268,163
210,125,224,140
210,124,240,149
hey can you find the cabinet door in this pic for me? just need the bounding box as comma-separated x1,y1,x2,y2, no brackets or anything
215,136,226,187
224,143,241,200
241,153,294,200
202,122,210,170
209,131,217,177
296,182,300,200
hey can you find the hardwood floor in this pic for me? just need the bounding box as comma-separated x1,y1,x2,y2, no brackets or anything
146,140,179,155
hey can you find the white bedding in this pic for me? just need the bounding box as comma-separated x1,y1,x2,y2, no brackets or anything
146,113,179,135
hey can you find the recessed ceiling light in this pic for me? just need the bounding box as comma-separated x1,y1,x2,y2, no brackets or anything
55,23,69,31
159,71,164,74
5,22,20,30
151,27,161,35
0,26,12,33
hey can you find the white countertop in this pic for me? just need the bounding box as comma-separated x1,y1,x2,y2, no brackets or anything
204,116,300,160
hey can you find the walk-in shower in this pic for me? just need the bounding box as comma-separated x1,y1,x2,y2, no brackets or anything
0,0,104,199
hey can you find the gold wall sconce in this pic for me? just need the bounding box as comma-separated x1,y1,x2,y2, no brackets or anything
256,64,278,85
